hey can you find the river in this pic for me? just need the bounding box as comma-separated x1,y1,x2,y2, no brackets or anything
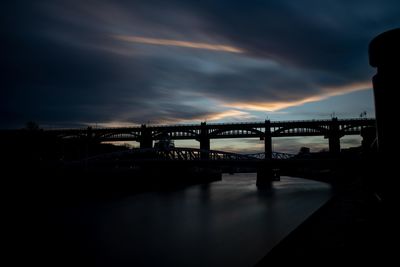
29,174,331,266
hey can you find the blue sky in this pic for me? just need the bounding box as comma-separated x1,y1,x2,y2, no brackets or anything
1,0,398,152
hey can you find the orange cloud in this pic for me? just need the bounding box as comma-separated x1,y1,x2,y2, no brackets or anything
224,81,372,112
205,110,254,121
113,35,244,53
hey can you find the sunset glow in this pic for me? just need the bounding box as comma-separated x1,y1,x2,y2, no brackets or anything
113,35,244,53
225,81,372,112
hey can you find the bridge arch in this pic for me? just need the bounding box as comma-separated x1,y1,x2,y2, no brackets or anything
209,128,264,138
57,133,87,139
152,129,200,139
272,125,328,136
98,131,140,140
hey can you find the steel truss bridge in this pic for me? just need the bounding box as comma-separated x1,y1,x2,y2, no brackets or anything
77,148,297,179
85,148,295,162
73,147,347,184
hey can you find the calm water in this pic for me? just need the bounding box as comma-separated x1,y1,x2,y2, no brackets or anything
31,174,331,266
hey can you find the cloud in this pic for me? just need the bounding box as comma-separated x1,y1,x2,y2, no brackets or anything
189,0,400,72
113,35,243,53
1,0,399,128
223,81,372,112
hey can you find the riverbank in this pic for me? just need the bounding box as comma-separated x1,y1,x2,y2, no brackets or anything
256,176,394,264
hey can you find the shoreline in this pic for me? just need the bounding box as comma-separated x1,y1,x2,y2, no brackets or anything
255,176,393,264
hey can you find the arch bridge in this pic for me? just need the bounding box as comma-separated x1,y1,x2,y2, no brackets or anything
44,118,375,157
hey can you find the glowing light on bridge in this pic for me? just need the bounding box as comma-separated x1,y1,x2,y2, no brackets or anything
113,35,244,53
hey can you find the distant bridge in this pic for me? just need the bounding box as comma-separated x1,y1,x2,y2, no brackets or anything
4,118,375,157
72,147,342,186
84,148,295,162
77,148,297,181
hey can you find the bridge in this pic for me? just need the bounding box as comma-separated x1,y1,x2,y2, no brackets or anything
84,148,295,162
42,118,375,157
70,146,349,187
75,148,294,175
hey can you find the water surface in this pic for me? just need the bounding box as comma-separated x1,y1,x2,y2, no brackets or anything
44,174,331,266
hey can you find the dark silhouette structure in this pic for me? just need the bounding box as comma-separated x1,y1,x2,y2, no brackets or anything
369,28,400,155
1,118,373,188
14,118,374,156
369,28,400,200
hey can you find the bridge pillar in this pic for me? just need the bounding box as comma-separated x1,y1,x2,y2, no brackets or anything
140,125,153,149
200,122,210,160
264,120,272,160
85,126,93,158
256,165,273,188
328,118,341,154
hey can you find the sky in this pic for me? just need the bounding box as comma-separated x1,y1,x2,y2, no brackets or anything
1,0,399,152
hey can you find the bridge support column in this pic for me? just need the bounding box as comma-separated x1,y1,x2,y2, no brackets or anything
328,118,341,154
264,120,272,160
85,126,93,158
140,125,153,149
200,122,210,160
328,136,340,154
200,137,210,151
256,164,273,188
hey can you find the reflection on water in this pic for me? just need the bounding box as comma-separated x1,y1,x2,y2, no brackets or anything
49,174,331,266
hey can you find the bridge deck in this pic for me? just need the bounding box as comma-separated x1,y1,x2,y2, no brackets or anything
19,118,375,142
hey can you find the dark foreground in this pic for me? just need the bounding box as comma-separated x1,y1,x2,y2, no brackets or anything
5,174,331,267
257,177,395,264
